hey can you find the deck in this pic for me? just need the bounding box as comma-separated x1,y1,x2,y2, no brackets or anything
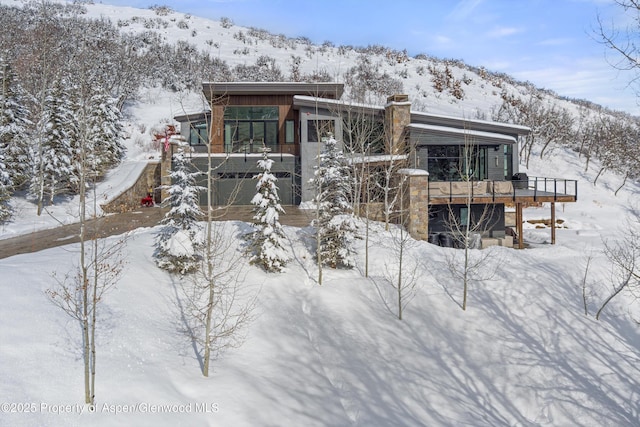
427,177,577,205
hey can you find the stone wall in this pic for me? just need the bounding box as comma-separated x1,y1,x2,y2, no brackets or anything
101,161,161,213
399,169,430,241
384,94,411,155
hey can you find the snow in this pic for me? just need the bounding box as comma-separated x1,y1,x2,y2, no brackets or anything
0,1,639,426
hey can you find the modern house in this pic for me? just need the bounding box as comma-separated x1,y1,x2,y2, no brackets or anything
167,82,577,248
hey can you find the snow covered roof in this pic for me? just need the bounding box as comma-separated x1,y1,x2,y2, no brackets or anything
293,95,384,117
398,168,429,176
410,110,530,136
202,82,344,100
293,95,529,137
408,123,519,144
347,153,409,165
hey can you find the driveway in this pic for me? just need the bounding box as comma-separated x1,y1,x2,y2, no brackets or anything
0,208,165,260
0,206,314,259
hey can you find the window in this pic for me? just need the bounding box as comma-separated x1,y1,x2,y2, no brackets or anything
285,120,295,144
504,144,513,179
425,145,488,181
188,121,208,145
341,116,385,154
460,207,469,227
223,106,279,153
307,119,335,142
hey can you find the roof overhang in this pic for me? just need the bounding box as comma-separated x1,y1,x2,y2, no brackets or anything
409,123,518,145
293,95,384,117
410,111,530,136
202,82,344,101
173,111,210,123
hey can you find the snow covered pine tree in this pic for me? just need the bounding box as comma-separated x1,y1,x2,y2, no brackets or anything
30,79,76,207
311,135,357,269
0,60,31,192
248,145,288,272
155,140,203,274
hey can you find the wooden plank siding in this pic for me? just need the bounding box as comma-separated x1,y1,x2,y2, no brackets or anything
209,94,299,155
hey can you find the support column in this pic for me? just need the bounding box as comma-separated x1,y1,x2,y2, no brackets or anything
399,169,430,241
551,202,556,245
516,203,524,249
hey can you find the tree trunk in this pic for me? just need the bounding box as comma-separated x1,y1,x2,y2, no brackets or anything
397,230,403,320
203,130,214,377
614,172,629,196
593,167,606,185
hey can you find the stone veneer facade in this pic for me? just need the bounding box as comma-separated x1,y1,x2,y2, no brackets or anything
384,94,411,155
101,161,161,213
399,169,430,241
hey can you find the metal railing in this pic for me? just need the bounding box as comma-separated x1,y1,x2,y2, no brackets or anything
526,177,578,202
428,177,578,203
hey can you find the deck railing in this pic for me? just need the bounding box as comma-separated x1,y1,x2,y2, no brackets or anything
428,177,578,203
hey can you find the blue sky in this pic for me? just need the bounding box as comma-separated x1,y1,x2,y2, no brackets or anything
98,0,638,115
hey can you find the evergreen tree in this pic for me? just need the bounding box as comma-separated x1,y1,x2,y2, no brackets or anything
311,135,357,269
0,144,11,222
29,79,76,206
85,89,125,177
154,141,203,274
248,146,288,272
0,61,31,190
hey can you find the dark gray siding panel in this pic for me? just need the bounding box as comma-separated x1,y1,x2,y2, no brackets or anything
188,155,296,206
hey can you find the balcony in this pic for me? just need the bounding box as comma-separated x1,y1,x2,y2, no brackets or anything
427,177,578,205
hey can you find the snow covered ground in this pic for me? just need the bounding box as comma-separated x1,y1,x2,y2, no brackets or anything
1,144,639,426
1,1,639,426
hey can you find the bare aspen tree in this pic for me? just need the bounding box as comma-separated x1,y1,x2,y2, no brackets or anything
46,86,127,405
596,0,640,97
443,135,500,311
596,220,640,320
176,86,256,377
338,99,384,277
384,174,420,320
581,254,594,316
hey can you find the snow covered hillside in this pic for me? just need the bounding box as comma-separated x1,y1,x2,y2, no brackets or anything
1,164,639,426
0,1,639,426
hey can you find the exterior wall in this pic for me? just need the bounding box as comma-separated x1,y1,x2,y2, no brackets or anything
487,145,506,181
299,105,344,202
399,170,430,241
208,95,298,155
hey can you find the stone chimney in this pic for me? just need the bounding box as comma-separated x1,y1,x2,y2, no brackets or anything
384,94,411,155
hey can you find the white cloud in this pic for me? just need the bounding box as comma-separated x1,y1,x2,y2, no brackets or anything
448,0,484,20
486,26,522,39
538,38,573,47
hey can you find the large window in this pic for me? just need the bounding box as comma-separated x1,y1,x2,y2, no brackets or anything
426,145,488,181
188,121,208,145
223,106,279,153
307,119,335,142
